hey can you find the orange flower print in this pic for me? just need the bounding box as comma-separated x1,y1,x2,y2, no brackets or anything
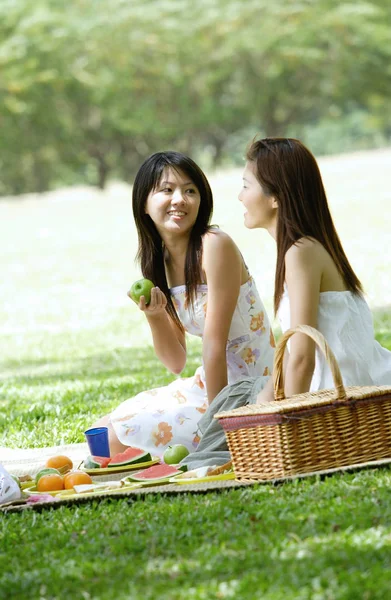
192,434,201,448
250,311,265,333
123,424,141,436
173,390,187,404
240,347,261,365
196,400,208,414
152,422,173,447
113,413,137,422
203,301,208,317
193,373,205,389
263,366,270,376
269,328,276,348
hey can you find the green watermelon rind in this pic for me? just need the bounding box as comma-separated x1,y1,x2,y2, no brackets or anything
84,455,111,469
108,450,152,467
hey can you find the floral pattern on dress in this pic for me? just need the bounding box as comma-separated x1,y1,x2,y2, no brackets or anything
173,390,187,404
250,311,265,334
122,424,141,436
192,433,201,448
110,276,274,457
152,422,173,447
194,373,205,389
175,413,191,425
241,347,261,365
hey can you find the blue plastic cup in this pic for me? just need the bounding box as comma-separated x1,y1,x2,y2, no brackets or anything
84,427,110,457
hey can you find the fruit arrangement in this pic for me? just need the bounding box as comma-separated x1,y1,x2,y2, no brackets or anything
33,455,93,492
83,447,153,471
4,446,237,505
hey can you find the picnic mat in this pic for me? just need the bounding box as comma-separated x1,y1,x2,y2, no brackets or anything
0,442,89,477
2,456,391,514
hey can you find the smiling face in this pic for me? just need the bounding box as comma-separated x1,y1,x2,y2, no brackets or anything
145,167,201,238
239,161,278,231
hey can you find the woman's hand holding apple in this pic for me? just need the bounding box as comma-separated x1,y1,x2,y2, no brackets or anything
136,287,168,316
128,278,167,315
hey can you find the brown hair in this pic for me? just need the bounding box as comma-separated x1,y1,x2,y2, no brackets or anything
132,151,213,330
246,137,363,314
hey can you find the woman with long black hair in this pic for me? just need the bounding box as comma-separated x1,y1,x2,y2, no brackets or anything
91,151,275,456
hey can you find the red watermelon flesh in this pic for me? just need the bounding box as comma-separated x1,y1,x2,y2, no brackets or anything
84,455,111,469
92,456,111,468
108,446,151,467
129,464,182,483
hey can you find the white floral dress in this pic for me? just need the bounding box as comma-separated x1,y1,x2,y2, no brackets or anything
110,277,275,457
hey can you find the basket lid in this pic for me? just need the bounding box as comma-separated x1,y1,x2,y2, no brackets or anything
215,384,391,419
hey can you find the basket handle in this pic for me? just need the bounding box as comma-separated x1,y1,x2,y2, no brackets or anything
273,324,346,401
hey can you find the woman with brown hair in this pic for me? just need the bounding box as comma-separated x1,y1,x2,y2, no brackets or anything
91,151,275,456
181,137,391,469
240,137,391,403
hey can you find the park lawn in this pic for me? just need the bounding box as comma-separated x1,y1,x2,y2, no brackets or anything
1,326,391,600
1,149,391,599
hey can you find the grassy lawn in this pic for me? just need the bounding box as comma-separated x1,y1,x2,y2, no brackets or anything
1,148,391,599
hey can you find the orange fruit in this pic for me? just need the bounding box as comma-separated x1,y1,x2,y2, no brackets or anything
37,473,64,492
63,471,93,489
35,467,61,486
45,455,73,474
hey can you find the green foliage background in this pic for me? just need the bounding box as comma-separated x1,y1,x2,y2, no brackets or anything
1,0,391,195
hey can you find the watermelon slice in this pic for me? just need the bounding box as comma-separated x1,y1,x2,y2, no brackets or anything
128,463,183,484
84,455,111,469
108,446,152,467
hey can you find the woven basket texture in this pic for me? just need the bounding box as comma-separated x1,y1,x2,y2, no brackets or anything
215,325,391,482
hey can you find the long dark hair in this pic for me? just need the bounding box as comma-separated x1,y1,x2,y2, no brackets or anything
132,151,214,330
246,137,363,314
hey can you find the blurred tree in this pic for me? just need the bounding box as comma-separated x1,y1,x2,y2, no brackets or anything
0,0,390,195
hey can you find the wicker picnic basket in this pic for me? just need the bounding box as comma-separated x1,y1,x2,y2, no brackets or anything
215,325,391,482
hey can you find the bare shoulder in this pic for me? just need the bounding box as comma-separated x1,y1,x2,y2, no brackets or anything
202,229,242,278
203,228,239,254
285,237,324,267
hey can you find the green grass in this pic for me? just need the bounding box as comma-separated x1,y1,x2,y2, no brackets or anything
1,471,391,600
1,149,391,599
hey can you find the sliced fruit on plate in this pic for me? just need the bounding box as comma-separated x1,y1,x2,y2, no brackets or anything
126,463,184,484
108,446,152,467
83,455,111,469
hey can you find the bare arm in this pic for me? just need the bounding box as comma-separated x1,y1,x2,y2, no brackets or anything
129,287,186,375
257,240,320,402
283,241,321,396
256,349,288,403
202,232,242,403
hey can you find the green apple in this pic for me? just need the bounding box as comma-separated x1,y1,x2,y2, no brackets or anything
163,444,190,465
128,278,155,305
34,467,61,486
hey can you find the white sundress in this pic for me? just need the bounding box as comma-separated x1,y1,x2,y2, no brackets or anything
110,277,275,457
278,290,391,390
